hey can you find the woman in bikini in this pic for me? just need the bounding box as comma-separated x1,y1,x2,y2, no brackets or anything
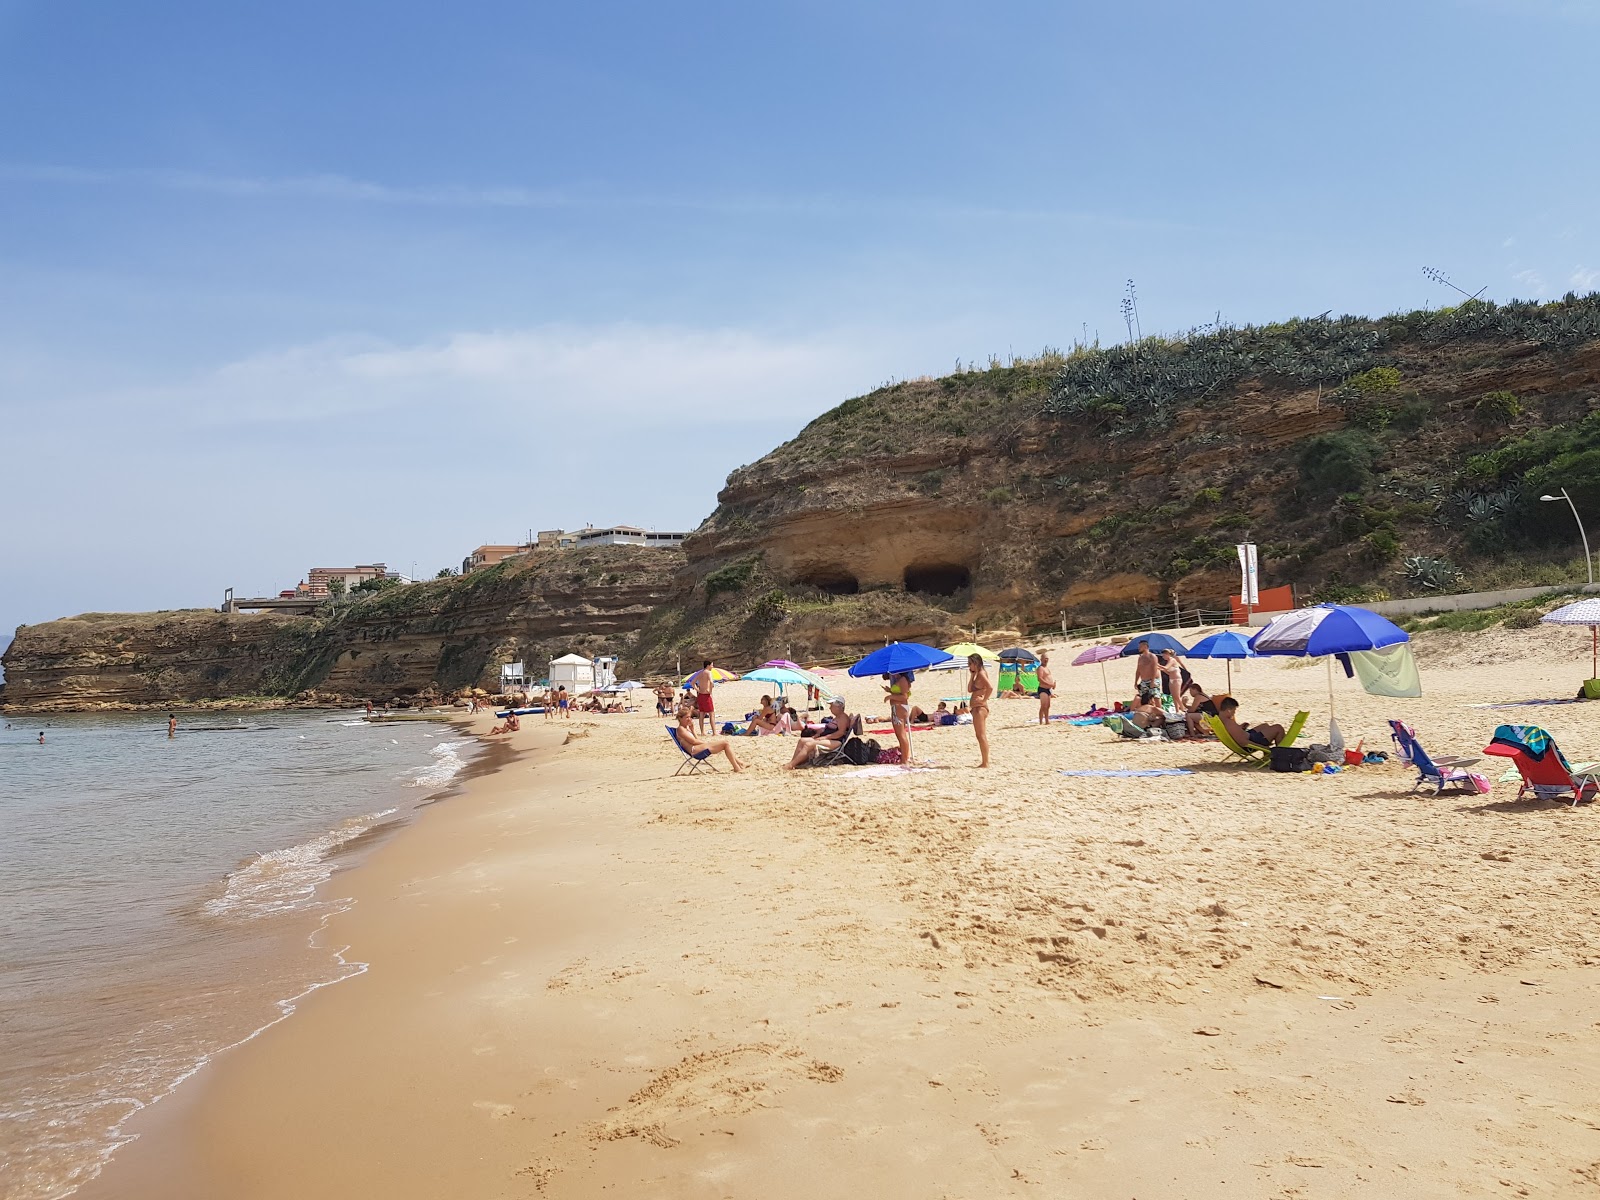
967,653,992,768
884,671,914,766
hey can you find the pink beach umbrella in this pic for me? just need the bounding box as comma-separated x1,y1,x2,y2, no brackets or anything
1071,644,1123,706
763,659,803,670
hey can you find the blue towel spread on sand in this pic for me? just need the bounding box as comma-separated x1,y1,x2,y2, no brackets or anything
1058,768,1194,778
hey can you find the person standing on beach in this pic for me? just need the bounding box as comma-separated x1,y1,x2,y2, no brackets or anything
884,670,914,764
1157,648,1186,702
168,714,177,738
688,660,717,735
967,654,992,768
1035,653,1054,725
1133,640,1158,701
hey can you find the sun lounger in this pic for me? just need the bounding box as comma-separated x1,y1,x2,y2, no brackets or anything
1388,719,1481,795
667,726,718,776
1482,724,1598,806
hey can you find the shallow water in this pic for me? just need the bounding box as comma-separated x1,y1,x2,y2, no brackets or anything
0,709,472,1199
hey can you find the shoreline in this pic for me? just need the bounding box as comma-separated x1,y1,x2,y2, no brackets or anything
10,711,496,1200
72,653,1600,1197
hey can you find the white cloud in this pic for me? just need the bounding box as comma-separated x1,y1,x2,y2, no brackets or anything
130,324,888,428
1570,265,1600,291
1511,268,1548,296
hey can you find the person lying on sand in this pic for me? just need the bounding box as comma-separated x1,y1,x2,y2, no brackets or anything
785,699,855,770
1216,696,1285,748
675,703,746,771
908,704,930,724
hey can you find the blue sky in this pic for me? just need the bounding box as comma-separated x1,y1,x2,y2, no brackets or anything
2,0,1599,643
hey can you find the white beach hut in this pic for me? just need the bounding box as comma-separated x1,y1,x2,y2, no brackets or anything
548,653,595,692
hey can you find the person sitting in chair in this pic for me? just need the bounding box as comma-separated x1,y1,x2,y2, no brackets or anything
1216,696,1286,749
675,702,746,771
785,698,855,770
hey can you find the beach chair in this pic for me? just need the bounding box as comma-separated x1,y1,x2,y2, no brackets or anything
1388,719,1481,795
1205,711,1310,767
1104,714,1156,740
812,715,865,769
667,726,718,776
1205,715,1268,765
1482,724,1598,806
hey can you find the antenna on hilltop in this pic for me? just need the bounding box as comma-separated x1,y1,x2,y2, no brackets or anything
1422,266,1487,303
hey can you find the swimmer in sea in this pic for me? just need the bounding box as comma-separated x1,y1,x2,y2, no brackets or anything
168,714,177,738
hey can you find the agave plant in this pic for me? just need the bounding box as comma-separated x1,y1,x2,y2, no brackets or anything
1403,555,1464,591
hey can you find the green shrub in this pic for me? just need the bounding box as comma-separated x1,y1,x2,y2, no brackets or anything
1300,431,1378,493
983,487,1014,504
1347,366,1402,395
1391,392,1433,432
1504,608,1540,629
1474,390,1522,424
1192,486,1223,505
916,470,946,495
751,589,789,624
1363,529,1400,560
704,557,758,600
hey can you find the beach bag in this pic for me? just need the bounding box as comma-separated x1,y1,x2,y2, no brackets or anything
1465,772,1492,795
843,737,877,766
1270,746,1310,773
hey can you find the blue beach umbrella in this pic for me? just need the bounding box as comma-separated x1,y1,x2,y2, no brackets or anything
1117,632,1190,657
847,642,954,677
1186,629,1256,693
1248,604,1410,716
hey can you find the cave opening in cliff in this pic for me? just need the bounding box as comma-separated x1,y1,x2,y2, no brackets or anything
799,571,859,595
903,563,971,596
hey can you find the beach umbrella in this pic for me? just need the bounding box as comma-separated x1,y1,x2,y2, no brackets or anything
1539,597,1600,681
763,659,803,670
847,642,954,677
681,666,740,687
810,666,845,677
998,647,1040,663
1071,643,1123,705
739,665,821,697
945,642,999,661
1248,604,1410,716
1117,633,1190,657
1185,630,1256,693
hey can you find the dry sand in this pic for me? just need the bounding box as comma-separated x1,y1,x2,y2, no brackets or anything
84,626,1600,1198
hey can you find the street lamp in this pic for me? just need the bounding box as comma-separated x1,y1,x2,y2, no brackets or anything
1540,489,1595,585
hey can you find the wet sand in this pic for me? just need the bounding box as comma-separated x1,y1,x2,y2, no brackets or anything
84,626,1600,1198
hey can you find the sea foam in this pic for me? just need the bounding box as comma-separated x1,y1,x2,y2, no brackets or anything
202,810,396,919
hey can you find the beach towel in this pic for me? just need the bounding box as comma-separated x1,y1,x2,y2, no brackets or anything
1058,768,1194,778
842,764,936,779
1465,698,1583,709
1068,717,1105,726
1347,644,1422,698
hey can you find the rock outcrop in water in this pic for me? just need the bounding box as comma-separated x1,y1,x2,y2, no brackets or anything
0,546,681,712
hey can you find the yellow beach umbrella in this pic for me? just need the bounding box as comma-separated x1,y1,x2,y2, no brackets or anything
944,642,998,661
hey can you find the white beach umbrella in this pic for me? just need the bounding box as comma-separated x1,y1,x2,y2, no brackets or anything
1540,597,1600,680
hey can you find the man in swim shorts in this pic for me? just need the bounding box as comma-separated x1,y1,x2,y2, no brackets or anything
688,660,717,735
1217,696,1285,748
1035,651,1054,725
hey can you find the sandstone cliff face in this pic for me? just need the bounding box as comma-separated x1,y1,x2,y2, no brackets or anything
1,546,681,712
631,310,1600,670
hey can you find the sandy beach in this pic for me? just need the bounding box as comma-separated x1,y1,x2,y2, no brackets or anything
82,625,1600,1199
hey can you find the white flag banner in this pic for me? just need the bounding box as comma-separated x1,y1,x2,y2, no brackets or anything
1237,543,1259,606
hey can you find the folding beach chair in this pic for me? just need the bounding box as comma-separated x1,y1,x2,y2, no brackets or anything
1205,711,1310,767
1205,715,1268,765
667,725,718,776
1388,719,1481,795
812,715,865,769
1482,724,1598,806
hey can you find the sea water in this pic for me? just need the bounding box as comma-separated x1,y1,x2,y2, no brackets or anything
0,709,474,1199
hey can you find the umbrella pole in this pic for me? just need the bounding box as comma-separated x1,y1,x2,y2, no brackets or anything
1226,660,1233,693
1100,661,1110,707
1326,655,1335,719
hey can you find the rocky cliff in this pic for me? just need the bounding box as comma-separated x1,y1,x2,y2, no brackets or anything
0,546,681,712
632,297,1600,669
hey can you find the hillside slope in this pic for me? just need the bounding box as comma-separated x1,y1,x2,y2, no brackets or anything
1,546,681,711
633,297,1600,669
